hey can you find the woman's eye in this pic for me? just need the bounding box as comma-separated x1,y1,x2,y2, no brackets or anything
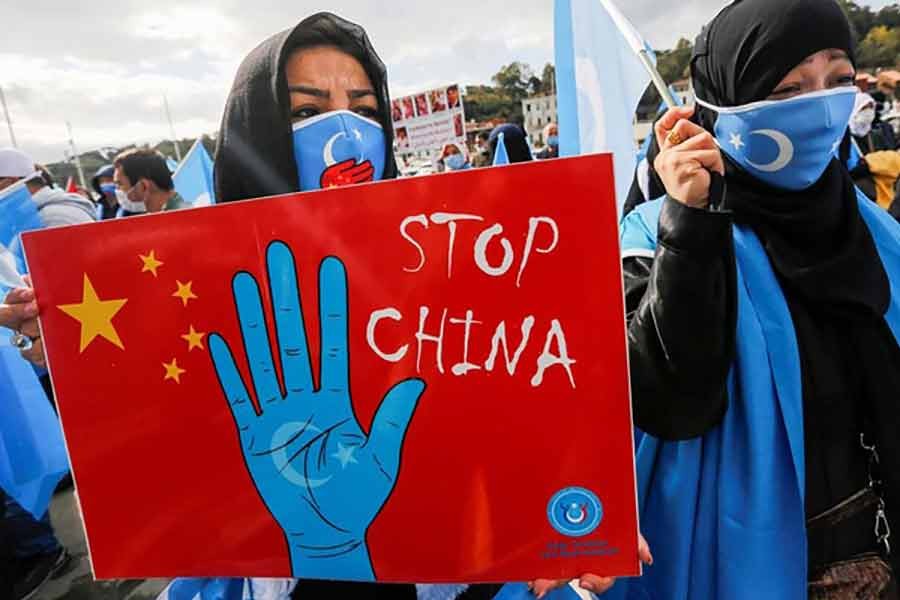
832,75,855,87
353,106,378,119
770,84,801,99
292,106,320,121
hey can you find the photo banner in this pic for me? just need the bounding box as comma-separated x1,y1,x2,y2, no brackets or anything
23,155,638,582
391,84,467,154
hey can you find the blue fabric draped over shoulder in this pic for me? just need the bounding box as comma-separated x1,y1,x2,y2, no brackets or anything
608,193,900,600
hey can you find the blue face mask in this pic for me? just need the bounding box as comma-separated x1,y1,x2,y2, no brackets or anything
99,183,116,195
696,87,856,191
292,110,386,192
445,153,467,171
547,135,559,148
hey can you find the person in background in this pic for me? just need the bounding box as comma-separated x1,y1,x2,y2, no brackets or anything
439,142,471,172
488,124,532,164
90,164,120,220
535,123,559,160
471,132,491,168
0,149,96,228
112,149,187,214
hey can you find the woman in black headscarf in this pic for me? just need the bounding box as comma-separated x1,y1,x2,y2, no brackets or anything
588,0,900,598
213,13,502,600
487,124,532,164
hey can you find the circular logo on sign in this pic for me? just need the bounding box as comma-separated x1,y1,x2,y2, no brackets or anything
547,487,603,537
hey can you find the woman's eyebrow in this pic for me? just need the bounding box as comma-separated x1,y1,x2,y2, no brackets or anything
289,85,329,98
348,89,376,100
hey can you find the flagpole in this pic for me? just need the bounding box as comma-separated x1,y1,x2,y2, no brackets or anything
638,50,678,109
164,94,182,162
0,86,18,148
66,121,87,190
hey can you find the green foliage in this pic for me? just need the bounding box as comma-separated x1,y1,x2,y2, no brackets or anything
491,61,536,101
839,0,900,69
656,37,693,84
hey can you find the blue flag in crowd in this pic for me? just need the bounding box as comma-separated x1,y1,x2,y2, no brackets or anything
166,157,179,173
0,182,43,278
554,0,653,213
493,132,511,166
172,140,217,207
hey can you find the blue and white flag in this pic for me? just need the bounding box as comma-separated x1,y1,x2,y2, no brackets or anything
0,181,43,279
166,157,179,173
173,140,217,207
555,0,654,212
494,582,589,600
157,578,295,600
493,132,511,166
0,333,69,518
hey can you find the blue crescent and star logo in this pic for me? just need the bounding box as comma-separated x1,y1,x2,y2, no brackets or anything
547,487,603,537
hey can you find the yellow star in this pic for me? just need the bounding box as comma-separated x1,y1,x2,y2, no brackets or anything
173,280,198,307
58,275,128,353
162,358,186,384
181,325,206,352
139,250,164,277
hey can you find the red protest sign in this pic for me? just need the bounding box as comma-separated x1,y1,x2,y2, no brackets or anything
23,155,638,582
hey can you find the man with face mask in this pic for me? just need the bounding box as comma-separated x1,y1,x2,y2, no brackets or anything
112,149,186,215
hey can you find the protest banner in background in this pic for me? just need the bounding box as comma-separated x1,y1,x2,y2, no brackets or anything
391,84,467,154
23,155,638,582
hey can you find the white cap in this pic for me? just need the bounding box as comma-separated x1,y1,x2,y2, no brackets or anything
0,147,36,179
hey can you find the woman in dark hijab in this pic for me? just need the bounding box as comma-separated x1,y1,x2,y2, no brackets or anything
487,124,532,164
564,0,900,598
213,13,502,600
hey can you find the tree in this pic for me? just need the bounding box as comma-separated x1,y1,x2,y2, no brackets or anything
463,85,522,123
491,62,534,101
656,38,693,84
541,63,556,95
858,25,900,69
838,0,877,40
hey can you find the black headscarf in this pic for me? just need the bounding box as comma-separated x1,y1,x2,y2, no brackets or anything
691,0,889,316
214,12,398,203
488,124,533,164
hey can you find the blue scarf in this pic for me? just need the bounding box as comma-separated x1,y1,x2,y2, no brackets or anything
612,193,900,599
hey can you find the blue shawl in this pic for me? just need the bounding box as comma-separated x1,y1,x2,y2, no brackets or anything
610,192,900,599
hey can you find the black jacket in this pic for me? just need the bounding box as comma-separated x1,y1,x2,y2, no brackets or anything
215,12,398,204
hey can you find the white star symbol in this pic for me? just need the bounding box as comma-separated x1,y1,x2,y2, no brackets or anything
352,128,363,141
331,443,359,469
729,132,745,151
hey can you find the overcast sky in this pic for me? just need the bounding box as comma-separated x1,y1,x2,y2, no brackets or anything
0,0,893,163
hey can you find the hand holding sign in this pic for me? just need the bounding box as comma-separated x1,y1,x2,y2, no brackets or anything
209,241,426,580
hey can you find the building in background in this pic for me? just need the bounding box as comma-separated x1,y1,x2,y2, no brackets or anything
522,95,557,147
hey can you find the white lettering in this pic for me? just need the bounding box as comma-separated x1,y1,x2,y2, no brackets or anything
531,319,577,388
415,306,448,374
484,317,535,375
474,224,514,277
449,310,483,376
366,308,408,362
430,213,484,279
400,215,429,273
517,217,559,287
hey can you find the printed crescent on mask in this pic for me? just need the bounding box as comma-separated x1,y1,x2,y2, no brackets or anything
746,129,794,173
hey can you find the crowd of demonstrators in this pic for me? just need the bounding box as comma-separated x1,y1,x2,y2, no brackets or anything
3,1,900,599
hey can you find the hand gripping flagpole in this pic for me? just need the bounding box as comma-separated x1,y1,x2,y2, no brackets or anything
598,0,679,109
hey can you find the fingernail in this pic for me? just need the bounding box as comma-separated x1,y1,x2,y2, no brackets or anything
25,302,38,316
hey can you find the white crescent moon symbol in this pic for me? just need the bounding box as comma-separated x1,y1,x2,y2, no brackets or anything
746,129,794,172
271,422,332,489
323,132,346,167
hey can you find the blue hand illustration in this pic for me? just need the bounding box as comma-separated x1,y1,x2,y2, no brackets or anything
209,241,425,581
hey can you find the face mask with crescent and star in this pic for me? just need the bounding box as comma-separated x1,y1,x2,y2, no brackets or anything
292,110,387,192
696,87,857,191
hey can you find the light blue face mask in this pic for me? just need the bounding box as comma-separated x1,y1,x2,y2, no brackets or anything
99,183,116,195
695,87,857,191
445,153,467,171
292,110,386,192
547,135,559,148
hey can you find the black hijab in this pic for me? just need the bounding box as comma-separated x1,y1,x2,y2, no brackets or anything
488,124,533,164
214,12,398,203
691,0,889,316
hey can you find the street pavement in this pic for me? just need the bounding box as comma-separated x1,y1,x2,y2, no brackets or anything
35,489,169,600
